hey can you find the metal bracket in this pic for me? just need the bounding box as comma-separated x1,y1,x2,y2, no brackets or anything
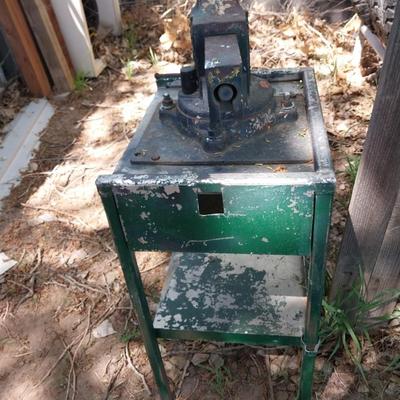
301,337,321,355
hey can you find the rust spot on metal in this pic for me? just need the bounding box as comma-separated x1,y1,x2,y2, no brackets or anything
259,79,271,89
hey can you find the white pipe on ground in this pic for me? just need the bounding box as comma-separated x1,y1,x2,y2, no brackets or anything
360,24,386,60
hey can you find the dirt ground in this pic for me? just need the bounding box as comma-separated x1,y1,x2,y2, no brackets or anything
0,2,399,400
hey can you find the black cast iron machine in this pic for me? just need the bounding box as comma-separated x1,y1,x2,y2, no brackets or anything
97,1,335,398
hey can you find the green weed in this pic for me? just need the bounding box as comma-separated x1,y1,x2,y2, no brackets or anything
74,71,88,92
120,327,140,343
123,60,135,80
345,155,361,185
320,270,400,383
123,24,137,52
199,364,231,398
320,268,400,383
384,355,400,372
148,47,159,66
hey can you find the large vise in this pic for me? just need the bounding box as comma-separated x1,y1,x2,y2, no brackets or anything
159,0,298,153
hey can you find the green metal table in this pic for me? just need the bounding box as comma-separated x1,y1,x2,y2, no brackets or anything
96,68,335,399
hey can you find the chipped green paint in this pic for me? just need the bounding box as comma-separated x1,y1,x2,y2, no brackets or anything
154,253,307,345
115,185,314,255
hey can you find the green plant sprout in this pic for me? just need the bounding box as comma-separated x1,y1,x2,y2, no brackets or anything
120,327,141,343
148,47,159,66
74,71,88,92
123,24,137,53
345,155,361,185
123,60,135,80
384,355,400,373
199,364,232,398
320,267,400,383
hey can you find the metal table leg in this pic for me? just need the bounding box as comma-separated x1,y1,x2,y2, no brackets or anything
299,194,333,400
99,185,173,400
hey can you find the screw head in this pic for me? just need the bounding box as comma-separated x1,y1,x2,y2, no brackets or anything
161,92,174,110
282,92,293,108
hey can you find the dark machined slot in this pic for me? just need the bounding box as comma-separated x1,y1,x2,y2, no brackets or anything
198,193,224,215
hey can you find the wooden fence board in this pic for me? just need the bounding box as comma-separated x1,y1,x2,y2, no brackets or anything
21,0,74,93
0,0,51,97
331,3,400,314
366,191,400,314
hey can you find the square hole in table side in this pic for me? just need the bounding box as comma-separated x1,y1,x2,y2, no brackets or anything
197,192,224,215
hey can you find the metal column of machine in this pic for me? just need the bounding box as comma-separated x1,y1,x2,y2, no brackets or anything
97,1,335,398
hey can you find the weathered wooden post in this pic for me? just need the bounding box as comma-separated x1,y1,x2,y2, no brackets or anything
331,3,400,314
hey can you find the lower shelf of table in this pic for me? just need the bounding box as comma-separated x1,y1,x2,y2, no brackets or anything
153,253,308,346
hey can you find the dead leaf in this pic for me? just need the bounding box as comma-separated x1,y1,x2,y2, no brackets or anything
274,165,288,173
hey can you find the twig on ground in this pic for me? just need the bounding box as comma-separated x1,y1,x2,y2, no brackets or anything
106,65,124,76
181,378,199,400
62,338,77,400
264,354,275,400
0,301,10,321
103,361,124,400
44,280,68,289
13,351,33,358
250,353,262,376
125,343,151,396
141,257,170,273
163,345,247,357
66,308,92,400
7,279,32,292
34,336,78,388
81,101,121,109
60,274,107,295
102,272,112,299
31,247,42,274
163,344,286,358
176,359,190,398
0,321,14,341
251,11,287,17
14,248,42,308
124,307,134,332
18,249,27,265
17,182,35,199
21,203,90,230
86,250,102,261
15,274,36,308
34,307,91,388
94,297,122,327
300,19,333,52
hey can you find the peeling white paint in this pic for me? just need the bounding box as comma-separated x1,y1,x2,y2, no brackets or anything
110,171,334,189
304,190,314,197
174,313,182,323
153,253,307,337
140,211,150,220
164,185,180,195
